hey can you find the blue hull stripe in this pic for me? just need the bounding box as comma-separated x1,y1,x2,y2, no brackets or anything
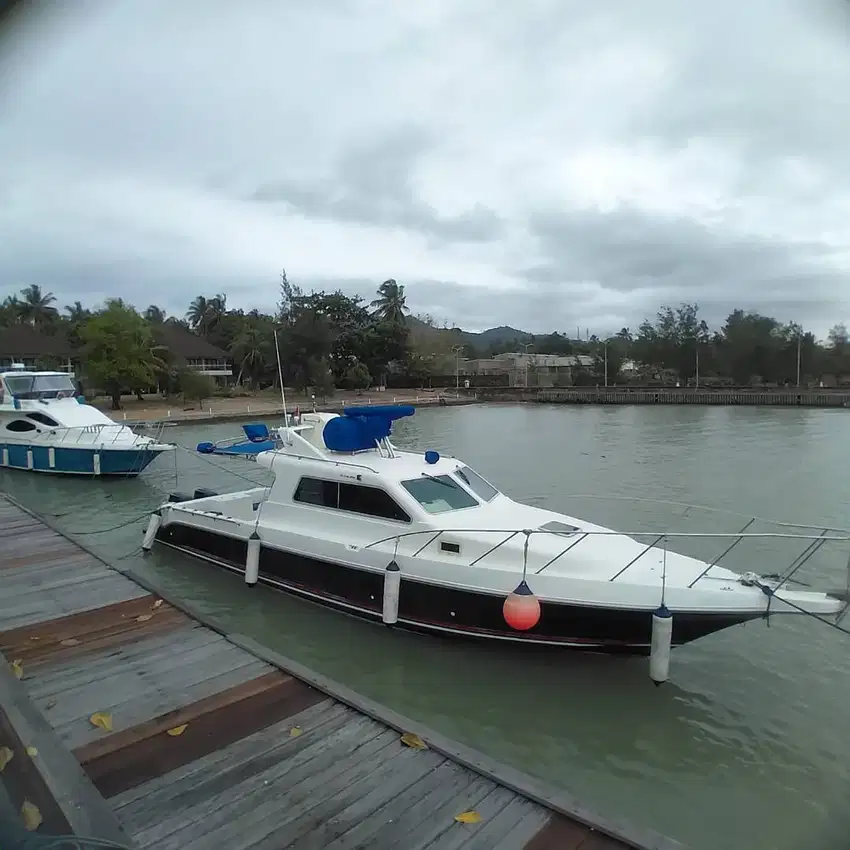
0,443,166,476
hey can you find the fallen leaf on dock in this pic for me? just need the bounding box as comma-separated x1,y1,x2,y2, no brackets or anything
11,659,23,679
60,638,80,647
454,811,482,824
400,732,427,750
288,726,302,738
135,614,153,623
44,699,57,711
21,800,42,831
90,712,113,732
166,724,188,737
0,746,13,772
28,636,40,642
25,746,38,758
152,599,163,609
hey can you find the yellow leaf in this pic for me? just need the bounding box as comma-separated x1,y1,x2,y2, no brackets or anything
136,614,153,623
21,800,42,831
0,746,13,772
25,746,38,758
454,810,482,824
60,638,80,647
11,659,23,680
166,724,188,737
89,712,113,732
152,599,163,609
288,726,302,738
400,732,427,750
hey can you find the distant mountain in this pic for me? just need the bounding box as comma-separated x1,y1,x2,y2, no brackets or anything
464,325,534,347
406,315,534,350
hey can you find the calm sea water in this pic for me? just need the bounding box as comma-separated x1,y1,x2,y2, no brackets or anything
3,404,850,850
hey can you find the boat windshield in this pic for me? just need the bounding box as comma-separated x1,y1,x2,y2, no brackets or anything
454,465,498,501
401,475,479,514
4,374,76,400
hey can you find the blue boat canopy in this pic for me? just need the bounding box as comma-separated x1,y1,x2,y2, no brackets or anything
243,423,270,442
323,404,415,453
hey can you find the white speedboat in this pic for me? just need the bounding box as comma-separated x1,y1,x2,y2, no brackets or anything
0,365,173,476
142,404,846,663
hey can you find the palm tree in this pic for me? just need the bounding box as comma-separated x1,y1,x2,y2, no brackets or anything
144,305,166,324
230,326,270,388
19,284,58,328
370,279,409,324
186,294,227,336
0,295,23,327
186,296,209,331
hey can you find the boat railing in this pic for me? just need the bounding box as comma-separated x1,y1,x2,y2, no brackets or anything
39,421,167,446
363,526,850,602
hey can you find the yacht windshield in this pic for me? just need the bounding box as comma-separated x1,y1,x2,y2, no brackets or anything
454,465,498,501
401,475,479,514
5,374,76,400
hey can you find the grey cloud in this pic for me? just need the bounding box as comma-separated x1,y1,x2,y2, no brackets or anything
522,205,847,330
2,0,850,336
252,128,503,245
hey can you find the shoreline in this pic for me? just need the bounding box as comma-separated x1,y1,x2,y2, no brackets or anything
106,391,479,426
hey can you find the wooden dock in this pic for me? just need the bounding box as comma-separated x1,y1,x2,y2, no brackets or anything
0,493,686,850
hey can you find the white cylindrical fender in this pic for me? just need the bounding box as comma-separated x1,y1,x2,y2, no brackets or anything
26,449,33,470
1,447,7,467
382,560,401,625
93,452,101,476
141,511,162,552
649,604,673,686
48,447,56,469
245,532,261,586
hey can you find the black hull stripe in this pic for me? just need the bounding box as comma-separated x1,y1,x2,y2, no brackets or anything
155,523,762,654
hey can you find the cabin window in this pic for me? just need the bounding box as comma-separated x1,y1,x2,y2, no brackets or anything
294,477,339,508
440,541,461,554
27,412,59,428
454,466,498,502
294,476,410,523
6,420,36,432
401,475,479,514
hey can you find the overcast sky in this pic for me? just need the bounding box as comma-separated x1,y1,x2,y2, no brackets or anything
1,0,849,336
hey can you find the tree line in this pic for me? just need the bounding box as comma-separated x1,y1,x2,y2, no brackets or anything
1,279,849,399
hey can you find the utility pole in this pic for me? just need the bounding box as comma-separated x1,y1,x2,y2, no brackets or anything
603,339,608,387
796,332,802,388
695,341,700,388
451,345,463,391
523,343,534,388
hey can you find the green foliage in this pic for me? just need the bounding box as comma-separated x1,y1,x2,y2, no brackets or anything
342,362,372,391
78,300,160,409
178,369,215,407
8,274,850,393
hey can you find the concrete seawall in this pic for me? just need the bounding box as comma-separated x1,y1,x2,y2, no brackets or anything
469,387,850,408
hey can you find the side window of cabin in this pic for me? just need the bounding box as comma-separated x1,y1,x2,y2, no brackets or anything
27,412,60,427
294,477,339,508
6,420,36,432
339,483,411,523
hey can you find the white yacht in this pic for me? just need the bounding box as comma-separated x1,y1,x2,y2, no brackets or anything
0,365,173,476
143,404,846,659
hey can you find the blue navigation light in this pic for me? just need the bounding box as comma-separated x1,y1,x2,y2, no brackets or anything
425,450,440,464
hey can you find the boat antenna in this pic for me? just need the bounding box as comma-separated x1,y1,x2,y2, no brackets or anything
273,328,288,424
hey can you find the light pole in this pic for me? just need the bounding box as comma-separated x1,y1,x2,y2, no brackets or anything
695,340,700,388
451,345,463,391
523,343,533,387
796,331,802,388
603,339,608,387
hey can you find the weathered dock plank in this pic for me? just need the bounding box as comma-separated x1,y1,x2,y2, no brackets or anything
0,493,685,850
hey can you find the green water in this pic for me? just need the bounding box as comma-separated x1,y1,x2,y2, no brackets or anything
3,404,849,850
